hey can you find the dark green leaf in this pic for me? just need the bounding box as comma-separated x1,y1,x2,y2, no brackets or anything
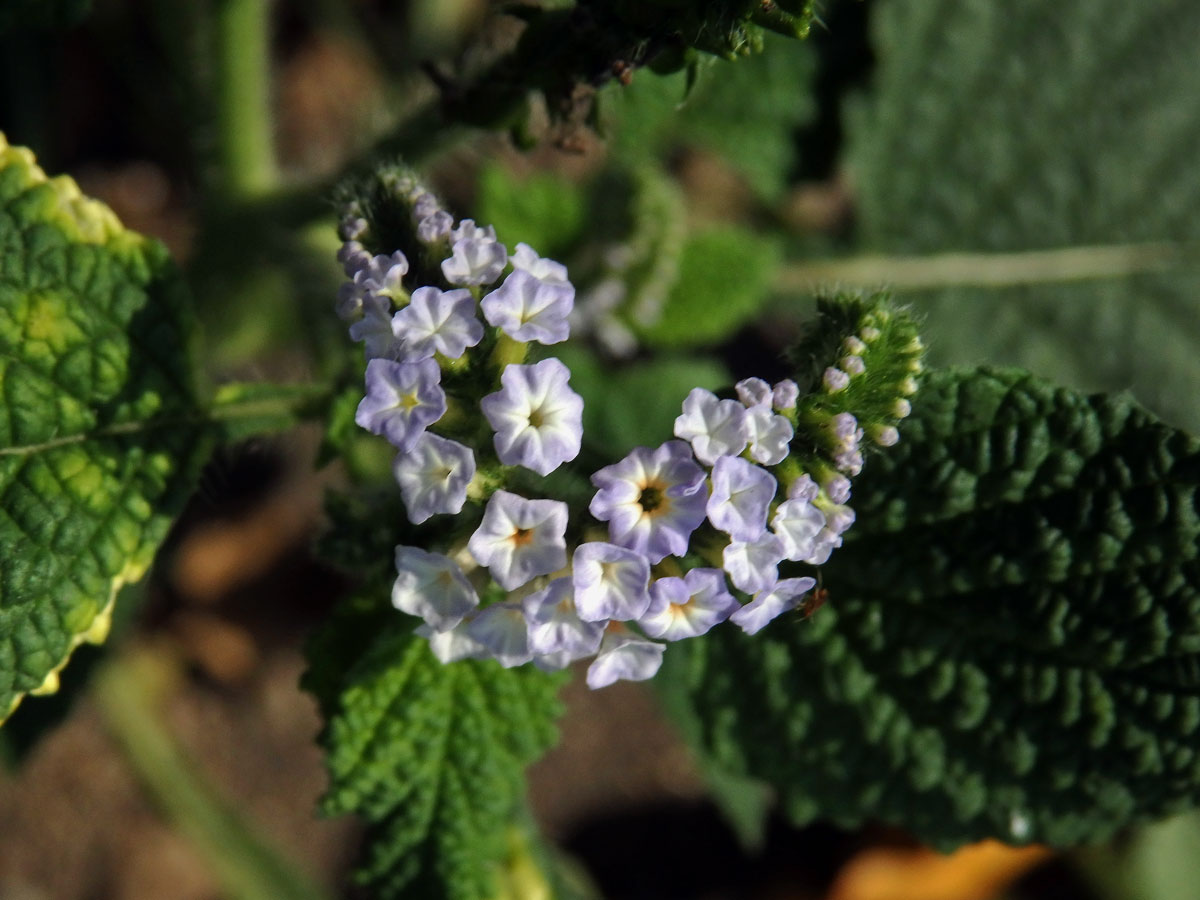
846,0,1200,431
667,367,1200,848
305,594,564,899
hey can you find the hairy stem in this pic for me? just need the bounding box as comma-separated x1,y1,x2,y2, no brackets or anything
213,0,277,201
777,242,1200,293
93,647,331,900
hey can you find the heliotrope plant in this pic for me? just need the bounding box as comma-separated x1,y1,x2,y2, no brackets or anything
333,168,923,690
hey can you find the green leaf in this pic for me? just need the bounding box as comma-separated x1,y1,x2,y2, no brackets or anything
554,346,731,456
846,0,1200,431
0,134,212,722
305,594,564,899
475,165,586,261
667,367,1200,849
633,226,781,347
606,31,818,199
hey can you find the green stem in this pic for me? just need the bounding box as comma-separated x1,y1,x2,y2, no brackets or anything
776,241,1200,294
93,649,331,900
213,0,277,201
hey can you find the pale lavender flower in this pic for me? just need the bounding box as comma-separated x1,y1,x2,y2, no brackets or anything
335,280,366,321
349,294,399,359
523,577,605,659
804,530,842,565
481,358,583,476
723,532,785,593
510,242,570,285
392,433,475,524
772,497,826,561
359,251,409,297
589,441,707,564
392,547,479,631
355,358,446,451
744,406,794,466
417,210,453,243
735,377,772,408
392,286,483,361
772,379,799,411
442,236,508,286
586,627,665,689
572,542,652,623
418,617,488,663
467,491,568,590
674,388,749,466
481,269,574,344
463,602,534,667
450,219,496,243
730,577,816,635
823,367,850,392
640,568,738,641
706,456,777,541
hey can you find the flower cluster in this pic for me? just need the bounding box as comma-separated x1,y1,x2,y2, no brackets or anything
335,174,920,689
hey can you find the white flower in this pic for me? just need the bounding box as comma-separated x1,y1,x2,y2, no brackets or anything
723,532,785,593
467,491,568,590
572,542,652,623
481,269,574,344
463,602,534,667
744,405,794,466
442,235,508,286
772,497,826,561
348,294,399,359
392,547,479,631
355,358,446,451
392,285,483,361
673,388,749,466
730,577,816,635
480,358,584,476
523,578,605,660
639,569,738,641
392,433,475,525
735,377,772,408
706,455,777,541
510,242,571,285
586,627,665,689
417,618,488,663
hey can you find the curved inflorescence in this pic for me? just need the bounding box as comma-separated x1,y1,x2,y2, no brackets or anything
335,171,922,688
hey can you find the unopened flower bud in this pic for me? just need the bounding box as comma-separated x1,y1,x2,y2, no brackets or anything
823,367,850,393
840,355,866,375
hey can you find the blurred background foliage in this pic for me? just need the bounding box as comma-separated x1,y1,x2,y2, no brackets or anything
2,0,1200,898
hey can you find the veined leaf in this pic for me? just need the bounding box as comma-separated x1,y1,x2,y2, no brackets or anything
665,367,1200,849
0,134,210,721
305,592,564,899
846,0,1200,431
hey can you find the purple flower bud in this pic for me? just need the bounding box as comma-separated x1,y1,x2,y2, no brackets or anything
841,355,866,375
735,377,772,408
772,379,799,411
417,210,453,243
788,473,820,502
442,236,508,286
823,367,850,392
